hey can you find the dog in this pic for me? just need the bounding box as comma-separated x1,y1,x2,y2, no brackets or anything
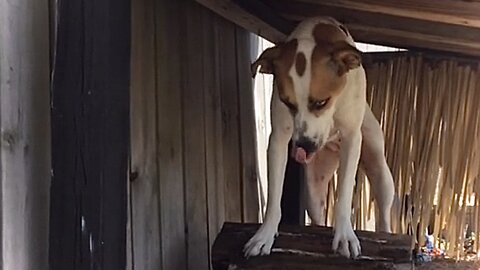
243,17,395,259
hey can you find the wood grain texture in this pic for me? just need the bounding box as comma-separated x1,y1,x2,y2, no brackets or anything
49,0,130,268
196,0,288,42
218,18,244,223
0,0,51,269
204,8,227,261
236,30,260,223
130,0,161,267
155,0,188,269
296,0,480,28
183,1,210,269
212,223,413,270
196,0,480,56
266,0,480,56
129,1,261,269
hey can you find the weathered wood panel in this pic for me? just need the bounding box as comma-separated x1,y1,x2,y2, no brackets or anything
196,0,287,41
236,30,261,223
129,1,261,269
0,0,51,269
155,0,188,269
184,1,210,269
197,0,480,57
130,0,161,268
295,0,480,28
218,16,244,223
212,223,413,270
204,8,227,259
49,0,130,268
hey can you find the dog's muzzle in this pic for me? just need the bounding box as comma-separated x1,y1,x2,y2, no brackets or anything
292,137,318,164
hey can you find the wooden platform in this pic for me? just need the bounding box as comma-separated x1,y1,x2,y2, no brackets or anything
212,222,414,270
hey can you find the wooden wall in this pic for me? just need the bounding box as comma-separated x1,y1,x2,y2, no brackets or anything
129,0,259,269
0,0,51,269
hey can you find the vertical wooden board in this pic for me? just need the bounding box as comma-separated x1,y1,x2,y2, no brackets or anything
49,0,130,268
130,0,161,268
204,9,226,258
183,1,209,269
155,0,187,269
0,0,51,269
216,17,243,222
235,29,260,223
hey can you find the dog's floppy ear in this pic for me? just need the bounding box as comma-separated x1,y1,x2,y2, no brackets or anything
330,41,362,76
251,44,283,78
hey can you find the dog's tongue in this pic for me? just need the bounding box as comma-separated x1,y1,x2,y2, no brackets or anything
294,147,308,163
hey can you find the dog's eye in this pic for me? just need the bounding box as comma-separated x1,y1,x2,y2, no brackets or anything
310,98,330,111
283,101,298,114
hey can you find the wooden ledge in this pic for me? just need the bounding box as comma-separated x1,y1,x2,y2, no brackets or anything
212,222,414,270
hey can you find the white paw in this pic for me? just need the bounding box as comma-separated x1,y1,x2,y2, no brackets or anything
332,219,361,258
243,224,277,257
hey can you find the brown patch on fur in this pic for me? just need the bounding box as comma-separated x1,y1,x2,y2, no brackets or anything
273,39,298,108
295,52,306,76
309,43,347,116
312,23,350,45
250,39,299,109
306,23,362,117
250,46,282,76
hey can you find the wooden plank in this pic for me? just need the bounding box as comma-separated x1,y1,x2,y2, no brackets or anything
130,0,161,267
49,0,130,268
264,0,480,57
183,1,210,269
217,18,244,222
195,0,288,42
235,29,260,223
212,223,414,270
155,0,187,269
204,6,227,262
347,24,480,57
296,0,480,28
0,0,50,269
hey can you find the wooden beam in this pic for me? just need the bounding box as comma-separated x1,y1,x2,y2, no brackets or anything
348,24,480,57
263,0,480,57
195,0,291,42
297,0,480,28
212,223,414,270
49,0,130,268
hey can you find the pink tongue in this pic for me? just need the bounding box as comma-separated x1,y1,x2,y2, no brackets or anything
294,147,307,163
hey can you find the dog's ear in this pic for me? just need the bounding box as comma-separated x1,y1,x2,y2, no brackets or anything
251,44,283,78
330,41,362,76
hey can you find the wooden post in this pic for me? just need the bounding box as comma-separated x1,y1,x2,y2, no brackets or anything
49,0,130,269
212,223,414,270
0,0,51,269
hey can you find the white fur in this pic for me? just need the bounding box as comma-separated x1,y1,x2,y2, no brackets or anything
244,17,394,259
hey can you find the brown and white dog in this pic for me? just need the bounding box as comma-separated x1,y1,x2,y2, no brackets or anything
244,17,395,258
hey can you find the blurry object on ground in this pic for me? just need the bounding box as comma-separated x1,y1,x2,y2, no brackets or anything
416,258,480,270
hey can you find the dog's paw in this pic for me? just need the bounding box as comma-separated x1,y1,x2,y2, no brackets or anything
332,219,361,258
243,225,277,257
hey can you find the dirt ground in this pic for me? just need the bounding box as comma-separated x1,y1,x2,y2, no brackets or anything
416,258,480,270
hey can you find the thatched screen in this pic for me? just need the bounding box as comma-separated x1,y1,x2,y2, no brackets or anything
326,52,480,258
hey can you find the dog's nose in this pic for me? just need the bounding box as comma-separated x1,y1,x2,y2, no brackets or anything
295,137,317,154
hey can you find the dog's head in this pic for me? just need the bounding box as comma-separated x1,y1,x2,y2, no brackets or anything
251,22,362,163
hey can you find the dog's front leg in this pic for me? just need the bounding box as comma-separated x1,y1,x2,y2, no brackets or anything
332,130,362,258
244,92,292,257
